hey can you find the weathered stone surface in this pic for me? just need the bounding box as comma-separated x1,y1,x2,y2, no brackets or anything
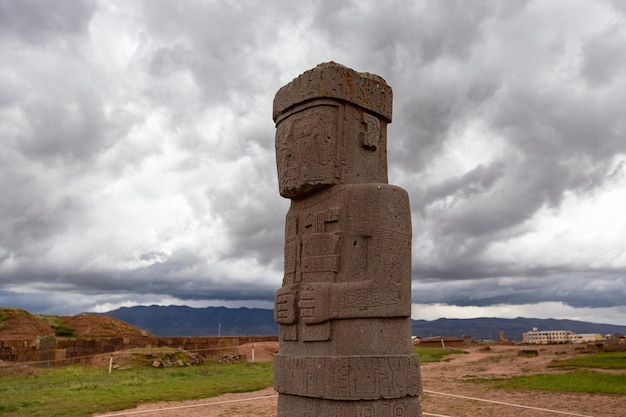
273,62,392,122
277,394,422,417
274,354,422,400
273,62,422,416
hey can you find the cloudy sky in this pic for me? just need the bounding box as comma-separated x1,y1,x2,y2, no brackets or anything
1,0,625,326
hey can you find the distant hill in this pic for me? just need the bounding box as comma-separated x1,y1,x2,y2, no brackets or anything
102,305,626,340
410,317,626,341
103,305,278,337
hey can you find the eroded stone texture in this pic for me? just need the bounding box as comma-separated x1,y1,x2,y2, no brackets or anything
273,62,422,416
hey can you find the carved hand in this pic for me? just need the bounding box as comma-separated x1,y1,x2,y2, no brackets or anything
299,282,331,324
274,285,298,324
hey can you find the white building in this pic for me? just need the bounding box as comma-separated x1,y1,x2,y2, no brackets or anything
569,333,604,344
523,328,603,344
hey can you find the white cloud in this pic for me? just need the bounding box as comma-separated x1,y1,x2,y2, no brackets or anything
412,302,626,326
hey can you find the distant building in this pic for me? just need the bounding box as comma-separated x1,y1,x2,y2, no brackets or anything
569,333,604,343
523,327,603,344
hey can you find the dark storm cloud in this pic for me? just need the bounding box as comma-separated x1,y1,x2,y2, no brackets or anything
413,270,626,309
138,0,300,108
0,0,95,44
580,16,626,87
1,247,275,303
208,177,287,266
15,85,112,162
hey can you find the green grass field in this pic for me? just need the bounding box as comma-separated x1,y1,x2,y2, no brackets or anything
0,361,273,417
0,347,461,416
413,346,467,363
485,350,626,395
2,347,622,416
490,370,626,394
549,351,626,370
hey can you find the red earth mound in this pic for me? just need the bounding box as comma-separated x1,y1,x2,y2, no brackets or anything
0,308,152,339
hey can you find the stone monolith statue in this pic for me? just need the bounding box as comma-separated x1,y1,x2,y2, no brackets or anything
273,62,422,417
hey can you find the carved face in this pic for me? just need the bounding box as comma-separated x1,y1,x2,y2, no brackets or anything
275,105,339,199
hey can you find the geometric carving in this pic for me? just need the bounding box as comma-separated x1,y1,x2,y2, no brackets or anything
337,287,402,311
362,113,380,151
274,354,422,400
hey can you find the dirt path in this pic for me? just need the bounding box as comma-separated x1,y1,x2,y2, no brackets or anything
95,387,278,417
95,344,625,417
419,344,624,417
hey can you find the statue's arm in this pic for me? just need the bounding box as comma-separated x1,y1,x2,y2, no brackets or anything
300,184,412,323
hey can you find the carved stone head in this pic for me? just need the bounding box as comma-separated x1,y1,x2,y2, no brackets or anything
273,62,393,199
275,101,339,198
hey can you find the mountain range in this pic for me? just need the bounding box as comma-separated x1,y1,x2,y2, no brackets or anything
103,305,626,341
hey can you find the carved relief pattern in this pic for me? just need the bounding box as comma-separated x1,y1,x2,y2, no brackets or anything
336,287,401,311
362,113,380,150
274,355,422,400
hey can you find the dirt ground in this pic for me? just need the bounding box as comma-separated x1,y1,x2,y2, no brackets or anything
95,343,625,417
